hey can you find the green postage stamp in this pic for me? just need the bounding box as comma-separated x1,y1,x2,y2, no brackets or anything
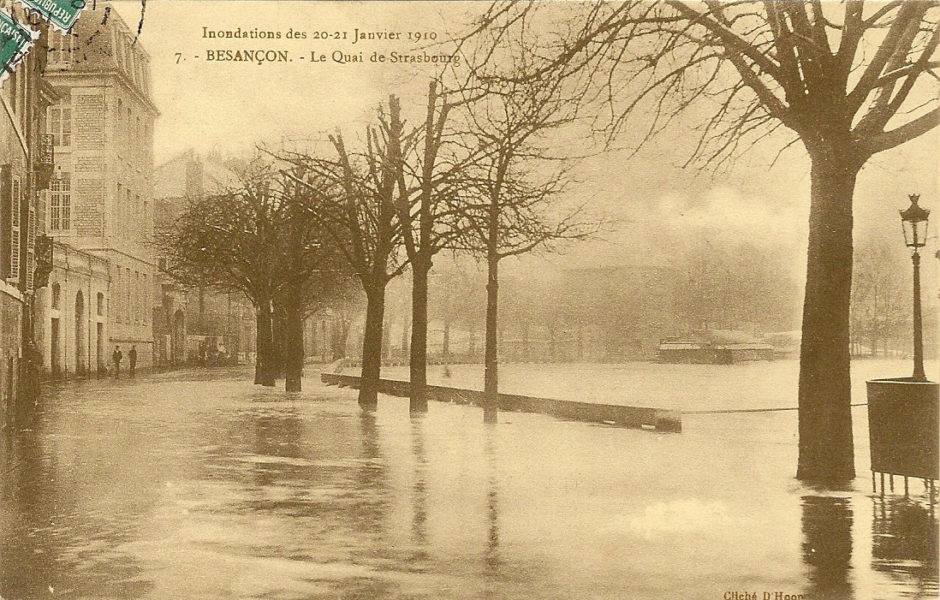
13,0,85,33
0,7,38,86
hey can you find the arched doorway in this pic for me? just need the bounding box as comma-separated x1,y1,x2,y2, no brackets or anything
75,291,85,375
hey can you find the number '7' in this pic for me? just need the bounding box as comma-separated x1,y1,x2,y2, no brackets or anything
175,52,182,64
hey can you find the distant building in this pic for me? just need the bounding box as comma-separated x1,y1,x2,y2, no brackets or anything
33,2,158,376
1,6,57,419
154,150,255,366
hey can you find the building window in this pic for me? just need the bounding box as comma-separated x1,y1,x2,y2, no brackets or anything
114,35,123,72
121,36,129,72
53,32,74,64
48,106,71,147
52,283,61,309
26,203,35,289
97,292,104,316
50,173,71,231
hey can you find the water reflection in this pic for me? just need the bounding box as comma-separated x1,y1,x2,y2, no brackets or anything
801,496,853,600
872,496,939,597
483,427,501,576
355,411,389,540
248,406,304,489
0,422,151,599
1,424,58,600
410,416,429,561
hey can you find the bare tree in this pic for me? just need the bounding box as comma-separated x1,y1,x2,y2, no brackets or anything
279,168,350,391
157,160,281,386
280,97,410,409
469,0,939,481
156,158,339,390
452,60,600,422
392,81,481,412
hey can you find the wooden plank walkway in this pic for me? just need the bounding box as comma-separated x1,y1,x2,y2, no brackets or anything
320,373,682,433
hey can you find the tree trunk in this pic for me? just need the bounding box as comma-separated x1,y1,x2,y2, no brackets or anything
483,255,499,424
442,314,451,364
797,155,858,482
284,295,304,392
360,284,387,410
410,261,430,412
255,300,275,387
272,304,287,379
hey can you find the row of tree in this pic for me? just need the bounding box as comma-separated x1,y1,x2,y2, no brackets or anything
159,63,598,422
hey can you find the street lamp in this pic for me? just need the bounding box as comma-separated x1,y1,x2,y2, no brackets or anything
900,194,930,382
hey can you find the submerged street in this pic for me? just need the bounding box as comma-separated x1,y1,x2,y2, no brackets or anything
1,364,937,600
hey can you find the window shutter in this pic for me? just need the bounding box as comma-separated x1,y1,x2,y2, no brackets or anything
26,202,36,289
0,165,10,280
10,177,21,282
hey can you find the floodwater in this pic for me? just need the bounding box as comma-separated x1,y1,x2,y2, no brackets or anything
1,362,936,599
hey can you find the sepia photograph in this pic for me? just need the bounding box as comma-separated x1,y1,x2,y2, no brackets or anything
0,1,937,598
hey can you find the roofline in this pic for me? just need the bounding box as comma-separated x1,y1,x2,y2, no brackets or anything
155,149,199,171
97,1,152,62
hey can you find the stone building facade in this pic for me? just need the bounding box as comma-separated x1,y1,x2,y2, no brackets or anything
33,242,109,377
35,2,158,375
0,2,57,419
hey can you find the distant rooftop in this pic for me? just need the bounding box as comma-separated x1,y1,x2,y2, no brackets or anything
154,150,241,200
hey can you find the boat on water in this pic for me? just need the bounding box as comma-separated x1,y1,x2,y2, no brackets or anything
658,330,775,364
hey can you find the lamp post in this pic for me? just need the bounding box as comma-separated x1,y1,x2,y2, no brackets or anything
900,194,930,382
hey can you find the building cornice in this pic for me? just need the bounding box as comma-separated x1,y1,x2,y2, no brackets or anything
0,279,23,302
80,247,156,268
43,70,159,116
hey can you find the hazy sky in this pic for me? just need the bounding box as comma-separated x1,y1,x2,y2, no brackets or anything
112,1,939,283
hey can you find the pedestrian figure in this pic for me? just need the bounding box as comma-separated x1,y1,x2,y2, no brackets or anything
129,345,137,377
112,346,122,379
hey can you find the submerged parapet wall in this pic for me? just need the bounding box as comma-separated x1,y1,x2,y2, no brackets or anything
320,373,682,433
